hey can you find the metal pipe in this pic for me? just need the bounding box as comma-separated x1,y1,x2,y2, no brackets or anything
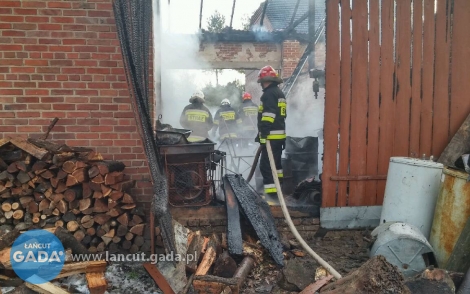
199,0,204,29
260,0,269,26
266,140,342,279
229,0,236,29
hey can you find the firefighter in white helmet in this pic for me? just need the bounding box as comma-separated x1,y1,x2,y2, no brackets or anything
180,90,213,142
211,99,241,141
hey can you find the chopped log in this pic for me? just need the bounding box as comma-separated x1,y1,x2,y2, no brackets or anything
106,208,121,217
64,186,82,202
96,227,106,237
7,162,18,173
121,240,131,250
121,193,134,204
17,171,30,184
55,226,88,254
38,199,50,212
88,166,100,178
40,170,54,180
96,242,105,252
52,152,74,166
81,235,92,246
62,211,76,222
81,215,94,229
221,233,228,250
82,207,94,215
201,237,210,254
87,227,96,236
125,232,133,241
88,246,97,253
134,235,144,247
24,281,70,294
55,260,107,279
62,161,76,174
68,200,79,210
50,177,60,188
120,204,136,210
57,169,68,180
65,175,79,187
86,272,107,294
72,168,87,183
129,244,139,254
213,251,238,278
116,225,128,237
50,193,64,203
186,231,204,273
91,174,104,184
67,221,79,232
107,199,118,210
12,210,23,220
112,236,121,243
95,161,125,175
104,172,124,186
116,213,129,226
74,230,86,242
81,151,103,162
4,211,13,220
132,214,143,225
82,182,92,198
93,191,103,199
31,161,48,172
93,214,110,226
55,220,64,227
320,256,410,294
195,246,217,276
93,199,108,213
16,161,27,172
0,171,15,182
109,191,123,201
129,224,144,236
0,217,6,224
56,200,67,214
40,214,47,220
55,182,67,193
111,180,135,192
0,191,11,199
79,198,91,212
100,185,112,197
89,182,101,192
1,202,12,212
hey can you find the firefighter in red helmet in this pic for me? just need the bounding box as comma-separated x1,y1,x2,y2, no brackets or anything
238,92,258,147
256,66,286,205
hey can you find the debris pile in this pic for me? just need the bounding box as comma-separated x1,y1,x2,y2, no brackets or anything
0,137,147,254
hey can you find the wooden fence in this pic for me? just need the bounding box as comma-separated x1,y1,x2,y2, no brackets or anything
323,0,470,207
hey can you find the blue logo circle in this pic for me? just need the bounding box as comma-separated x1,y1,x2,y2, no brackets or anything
10,229,65,284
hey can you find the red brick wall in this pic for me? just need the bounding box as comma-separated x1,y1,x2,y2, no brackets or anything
0,0,152,210
281,40,302,78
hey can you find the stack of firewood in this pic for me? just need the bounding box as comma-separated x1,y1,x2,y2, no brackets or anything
0,137,146,254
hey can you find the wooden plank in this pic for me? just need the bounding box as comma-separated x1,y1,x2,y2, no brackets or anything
86,272,107,294
376,0,395,203
0,138,10,148
195,246,216,276
449,0,470,137
25,281,70,294
322,0,341,207
330,175,387,181
9,137,49,160
348,0,369,206
410,0,423,157
365,0,380,205
432,0,452,157
299,275,334,294
223,177,243,255
420,0,436,157
393,0,412,157
337,0,352,207
143,263,176,294
438,113,470,168
55,261,107,279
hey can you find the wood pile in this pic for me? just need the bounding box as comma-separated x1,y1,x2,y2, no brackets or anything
0,137,145,254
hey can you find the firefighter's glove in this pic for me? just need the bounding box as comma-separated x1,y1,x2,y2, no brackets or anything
258,136,266,145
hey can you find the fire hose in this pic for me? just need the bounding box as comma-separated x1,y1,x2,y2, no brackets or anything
265,140,342,279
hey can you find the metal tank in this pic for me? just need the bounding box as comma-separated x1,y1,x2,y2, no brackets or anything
429,167,470,269
380,157,444,239
370,222,435,277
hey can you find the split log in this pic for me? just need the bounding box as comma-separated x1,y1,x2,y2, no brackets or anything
50,193,63,203
81,235,92,246
129,224,144,236
91,174,104,184
93,191,103,199
111,180,135,192
109,191,123,201
116,225,128,237
56,200,67,214
74,230,86,242
320,256,410,294
134,235,144,247
82,182,93,198
129,244,139,254
72,168,87,183
88,166,100,178
55,220,64,227
121,193,134,204
93,214,110,226
66,221,79,232
40,170,54,180
79,198,91,212
65,174,79,187
125,232,133,241
100,185,112,197
57,169,68,180
96,242,105,252
62,211,76,222
117,213,129,226
0,228,20,250
55,260,107,279
17,171,30,184
55,182,67,193
31,161,48,172
195,246,217,276
112,236,121,243
24,281,70,294
87,227,96,236
120,204,136,210
107,199,118,210
95,161,125,175
104,172,124,186
121,240,131,250
7,162,18,173
86,272,107,294
131,214,143,225
81,215,94,229
4,211,13,220
62,161,77,174
55,226,88,255
64,187,82,202
89,182,101,192
93,199,108,213
186,231,204,273
106,208,121,218
213,251,238,278
38,199,50,212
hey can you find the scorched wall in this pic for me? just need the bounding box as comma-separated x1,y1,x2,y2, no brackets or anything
0,0,153,210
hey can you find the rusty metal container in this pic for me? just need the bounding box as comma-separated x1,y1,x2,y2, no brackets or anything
429,167,470,268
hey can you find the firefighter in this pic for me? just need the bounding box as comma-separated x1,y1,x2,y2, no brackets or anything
211,99,241,141
179,90,213,142
256,65,286,205
238,92,258,147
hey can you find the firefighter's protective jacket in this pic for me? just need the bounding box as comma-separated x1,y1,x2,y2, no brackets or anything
179,102,213,141
257,83,286,141
213,105,241,139
238,99,258,131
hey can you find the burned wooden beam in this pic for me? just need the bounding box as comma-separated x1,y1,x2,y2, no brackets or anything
224,174,284,266
222,177,243,255
259,0,269,26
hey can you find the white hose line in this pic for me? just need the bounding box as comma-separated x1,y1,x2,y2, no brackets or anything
266,140,342,279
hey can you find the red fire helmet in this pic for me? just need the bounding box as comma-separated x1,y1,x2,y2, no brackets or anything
242,92,252,100
257,66,283,83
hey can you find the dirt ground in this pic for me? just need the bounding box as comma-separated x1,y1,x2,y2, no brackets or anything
241,230,371,294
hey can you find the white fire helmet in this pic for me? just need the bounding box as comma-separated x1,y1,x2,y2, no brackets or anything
221,99,230,106
190,90,205,103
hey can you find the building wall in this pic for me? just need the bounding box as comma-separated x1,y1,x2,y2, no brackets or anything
0,0,153,210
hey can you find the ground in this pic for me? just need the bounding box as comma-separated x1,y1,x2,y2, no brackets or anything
241,230,371,293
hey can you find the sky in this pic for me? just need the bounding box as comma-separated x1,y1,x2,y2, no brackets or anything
159,0,265,87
